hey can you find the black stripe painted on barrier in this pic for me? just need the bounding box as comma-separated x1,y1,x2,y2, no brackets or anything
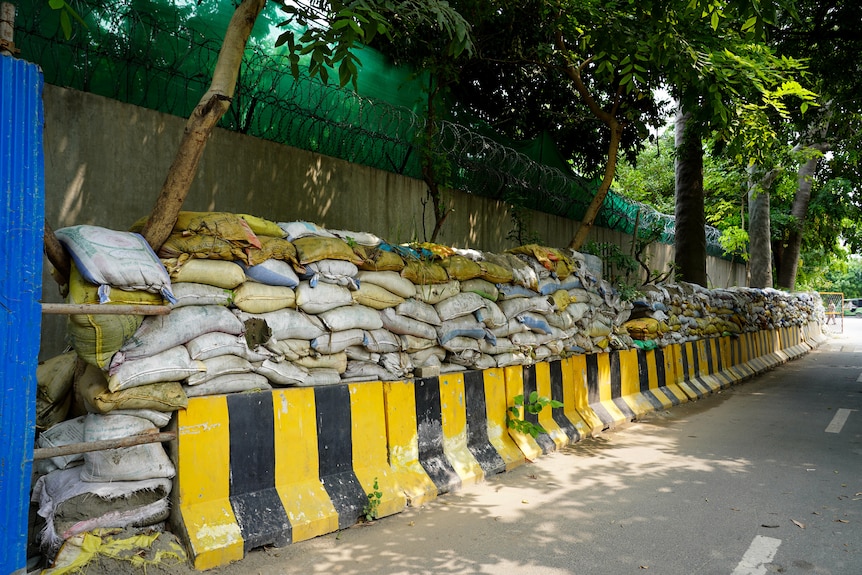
704,340,716,376
653,348,680,406
585,354,615,426
414,377,461,494
463,371,506,476
680,345,707,397
523,365,556,454
609,352,637,419
549,361,579,441
315,384,367,530
227,392,291,552
636,350,671,410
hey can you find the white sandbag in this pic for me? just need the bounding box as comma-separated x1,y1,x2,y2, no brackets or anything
294,351,348,372
81,414,175,482
516,312,554,335
355,270,417,299
108,345,205,392
489,317,530,338
170,259,246,289
241,259,300,288
295,281,353,314
345,346,380,363
235,309,327,340
318,304,383,331
107,409,172,428
399,334,437,353
379,307,438,340
546,311,575,331
511,331,556,347
440,362,467,373
31,466,172,556
413,281,461,305
329,228,383,247
363,329,402,354
170,282,233,308
499,296,554,319
304,259,359,288
232,282,296,313
186,332,271,362
264,338,313,361
435,292,487,322
478,337,519,355
496,352,529,368
255,360,309,386
474,300,508,329
565,302,592,322
351,282,404,310
410,346,446,366
116,305,244,364
34,416,86,474
186,355,254,386
396,299,442,326
380,352,412,378
302,368,342,386
311,329,366,354
341,361,398,382
184,373,271,397
54,226,175,303
440,336,480,353
436,316,486,345
278,220,336,240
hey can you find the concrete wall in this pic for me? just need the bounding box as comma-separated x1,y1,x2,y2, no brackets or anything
39,85,747,358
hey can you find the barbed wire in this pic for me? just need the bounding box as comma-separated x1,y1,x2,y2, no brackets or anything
15,0,724,256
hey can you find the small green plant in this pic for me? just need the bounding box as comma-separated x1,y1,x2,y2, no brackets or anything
362,477,383,522
506,391,564,438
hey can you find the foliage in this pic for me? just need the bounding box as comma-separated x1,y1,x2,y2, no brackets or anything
824,256,862,299
46,0,86,39
506,392,563,438
275,0,473,89
362,477,383,521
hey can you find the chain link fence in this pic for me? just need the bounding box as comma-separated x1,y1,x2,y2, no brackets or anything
820,292,844,334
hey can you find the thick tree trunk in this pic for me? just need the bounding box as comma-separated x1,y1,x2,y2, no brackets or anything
140,0,266,252
673,108,706,286
747,167,778,288
775,149,823,290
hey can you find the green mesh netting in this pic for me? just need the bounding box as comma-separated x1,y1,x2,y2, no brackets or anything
15,0,724,257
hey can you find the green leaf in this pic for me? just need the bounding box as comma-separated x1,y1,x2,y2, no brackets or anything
48,0,64,9
60,10,72,40
528,391,539,404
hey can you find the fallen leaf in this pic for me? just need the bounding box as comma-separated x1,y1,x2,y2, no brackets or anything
521,499,529,504
792,519,805,529
639,566,649,570
408,521,415,527
762,524,779,528
836,519,849,524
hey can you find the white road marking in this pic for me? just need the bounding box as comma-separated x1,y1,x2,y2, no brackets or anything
825,408,855,434
856,372,862,383
731,535,782,575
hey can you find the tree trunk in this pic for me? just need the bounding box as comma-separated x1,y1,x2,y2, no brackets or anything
775,148,823,290
673,108,706,286
568,121,623,250
554,30,625,252
140,0,266,252
747,167,778,288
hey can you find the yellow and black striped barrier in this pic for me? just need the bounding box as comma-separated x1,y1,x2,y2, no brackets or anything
171,326,820,569
172,384,405,570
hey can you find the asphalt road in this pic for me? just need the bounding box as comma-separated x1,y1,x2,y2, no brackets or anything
170,322,862,575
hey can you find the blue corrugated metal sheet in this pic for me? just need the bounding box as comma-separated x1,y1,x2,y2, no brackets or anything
0,55,45,575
